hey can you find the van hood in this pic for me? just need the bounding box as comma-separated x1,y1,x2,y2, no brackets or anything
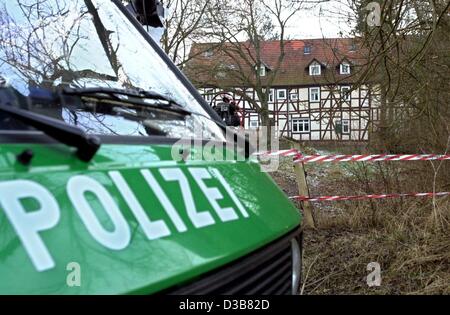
0,143,301,294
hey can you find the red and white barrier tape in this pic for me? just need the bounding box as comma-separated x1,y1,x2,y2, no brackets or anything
294,154,450,163
254,150,450,163
290,192,450,202
253,149,300,157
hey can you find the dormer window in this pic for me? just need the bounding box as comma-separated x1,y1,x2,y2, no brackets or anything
204,49,213,58
304,45,311,54
259,66,266,77
340,62,351,75
309,62,321,76
256,64,267,77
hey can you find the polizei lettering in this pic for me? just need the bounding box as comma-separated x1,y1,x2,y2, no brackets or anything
0,167,248,271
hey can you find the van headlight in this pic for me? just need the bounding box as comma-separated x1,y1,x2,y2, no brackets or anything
291,238,302,295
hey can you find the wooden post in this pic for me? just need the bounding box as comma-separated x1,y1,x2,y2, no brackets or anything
291,142,316,229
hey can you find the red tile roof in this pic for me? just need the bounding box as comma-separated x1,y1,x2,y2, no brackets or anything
185,38,368,88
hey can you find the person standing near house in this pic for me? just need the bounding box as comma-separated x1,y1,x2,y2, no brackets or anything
214,96,231,123
229,101,241,127
213,97,241,127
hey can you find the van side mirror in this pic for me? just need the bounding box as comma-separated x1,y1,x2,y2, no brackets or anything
131,0,164,28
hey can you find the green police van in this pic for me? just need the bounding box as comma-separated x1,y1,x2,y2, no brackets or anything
0,0,302,294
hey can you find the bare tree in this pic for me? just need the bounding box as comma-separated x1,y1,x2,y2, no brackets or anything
186,0,314,140
160,0,213,67
0,0,134,131
347,0,450,152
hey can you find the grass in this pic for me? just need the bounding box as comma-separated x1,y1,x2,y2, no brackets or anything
307,199,450,294
270,143,450,295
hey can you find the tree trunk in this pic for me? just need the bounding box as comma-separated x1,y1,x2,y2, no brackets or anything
260,102,273,150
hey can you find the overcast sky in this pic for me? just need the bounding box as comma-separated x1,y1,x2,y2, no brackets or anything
284,0,356,39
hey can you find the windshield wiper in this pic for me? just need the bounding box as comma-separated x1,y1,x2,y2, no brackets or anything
61,87,192,116
0,88,101,162
60,87,252,158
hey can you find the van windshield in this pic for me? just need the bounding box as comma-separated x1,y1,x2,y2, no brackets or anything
0,0,224,141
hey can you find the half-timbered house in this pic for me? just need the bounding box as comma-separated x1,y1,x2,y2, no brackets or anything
185,38,381,142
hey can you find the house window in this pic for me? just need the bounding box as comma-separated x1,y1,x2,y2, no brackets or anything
292,118,310,133
204,50,213,58
336,120,350,134
259,66,266,77
277,89,287,100
204,88,214,102
341,86,351,101
340,62,351,75
309,63,321,76
268,89,274,102
249,119,259,129
290,93,298,100
309,87,320,102
343,120,350,134
349,43,357,52
304,45,311,54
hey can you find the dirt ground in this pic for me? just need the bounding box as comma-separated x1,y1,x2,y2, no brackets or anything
269,147,450,295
